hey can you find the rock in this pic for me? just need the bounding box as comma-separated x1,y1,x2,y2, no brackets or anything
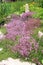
0,57,36,65
38,31,43,38
7,16,11,19
25,4,29,13
4,24,7,27
0,31,5,40
0,48,3,51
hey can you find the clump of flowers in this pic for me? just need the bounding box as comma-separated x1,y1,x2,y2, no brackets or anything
5,12,40,57
12,36,39,57
6,19,26,41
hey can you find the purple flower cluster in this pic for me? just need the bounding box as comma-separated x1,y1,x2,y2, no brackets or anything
12,36,38,57
5,12,40,57
6,19,25,39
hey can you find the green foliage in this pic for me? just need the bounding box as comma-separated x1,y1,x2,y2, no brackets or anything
0,1,43,24
35,0,43,8
42,60,43,64
0,2,25,23
29,4,43,19
17,0,43,8
32,20,43,64
0,26,20,60
0,38,19,60
0,27,7,34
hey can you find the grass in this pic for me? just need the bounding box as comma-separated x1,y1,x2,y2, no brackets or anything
0,1,43,23
32,20,43,42
0,27,20,61
0,38,20,61
0,26,7,34
32,20,43,64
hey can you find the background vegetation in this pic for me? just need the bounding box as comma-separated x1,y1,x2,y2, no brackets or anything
0,1,43,23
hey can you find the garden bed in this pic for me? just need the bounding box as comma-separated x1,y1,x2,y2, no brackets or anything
0,1,43,65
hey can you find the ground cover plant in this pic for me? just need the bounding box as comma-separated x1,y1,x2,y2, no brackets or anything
0,1,43,65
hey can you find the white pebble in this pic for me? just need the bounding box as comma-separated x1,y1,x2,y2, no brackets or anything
38,31,43,38
0,31,5,39
0,48,3,51
4,24,7,27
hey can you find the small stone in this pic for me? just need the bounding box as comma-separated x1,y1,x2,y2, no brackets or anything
0,48,3,51
7,16,11,19
38,31,43,38
4,24,7,27
0,31,5,40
